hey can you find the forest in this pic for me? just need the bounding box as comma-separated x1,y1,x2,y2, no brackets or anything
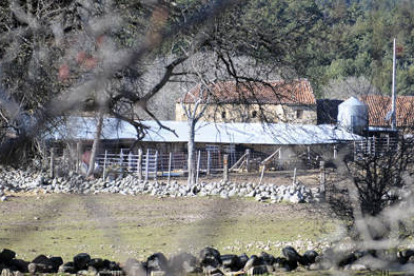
1,0,414,161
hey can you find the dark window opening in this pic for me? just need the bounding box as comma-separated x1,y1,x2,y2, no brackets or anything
296,109,303,119
252,110,257,118
221,111,226,119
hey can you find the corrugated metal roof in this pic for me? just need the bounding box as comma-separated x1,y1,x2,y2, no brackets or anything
48,117,362,145
181,79,316,105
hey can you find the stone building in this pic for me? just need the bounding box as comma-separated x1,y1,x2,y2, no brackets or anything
176,79,317,124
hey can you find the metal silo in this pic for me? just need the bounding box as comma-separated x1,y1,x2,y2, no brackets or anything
337,97,368,135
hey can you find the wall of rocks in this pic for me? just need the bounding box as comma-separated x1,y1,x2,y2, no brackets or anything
0,169,323,203
2,244,414,275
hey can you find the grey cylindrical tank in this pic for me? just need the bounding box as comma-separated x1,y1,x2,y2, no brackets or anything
338,97,368,135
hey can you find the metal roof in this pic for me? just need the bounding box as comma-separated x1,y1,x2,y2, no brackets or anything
48,117,362,145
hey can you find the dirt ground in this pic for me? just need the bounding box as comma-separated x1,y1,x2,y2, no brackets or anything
0,191,335,263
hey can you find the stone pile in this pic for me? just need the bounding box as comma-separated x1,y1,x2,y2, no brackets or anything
0,168,323,203
2,246,414,275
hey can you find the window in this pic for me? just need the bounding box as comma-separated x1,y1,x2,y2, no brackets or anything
221,111,226,119
296,109,303,119
252,110,257,118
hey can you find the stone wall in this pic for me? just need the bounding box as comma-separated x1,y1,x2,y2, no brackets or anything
175,103,317,124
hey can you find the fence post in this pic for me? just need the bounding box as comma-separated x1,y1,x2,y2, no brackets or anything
76,142,81,173
353,140,357,161
387,136,390,151
292,167,297,186
258,165,265,186
246,149,251,173
168,152,172,184
103,150,108,179
154,151,158,181
145,149,150,182
372,137,375,156
223,154,229,182
137,148,142,181
367,138,371,155
206,151,211,175
120,149,124,176
319,161,326,202
128,151,133,172
196,150,201,184
333,145,337,159
50,147,55,178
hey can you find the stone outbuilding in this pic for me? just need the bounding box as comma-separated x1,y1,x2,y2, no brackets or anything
176,79,317,124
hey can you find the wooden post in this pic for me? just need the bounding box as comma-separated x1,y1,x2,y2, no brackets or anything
50,147,55,178
373,136,376,156
196,150,201,184
367,138,371,155
103,150,108,179
128,151,133,172
206,151,211,175
246,149,251,173
137,148,142,181
168,152,172,184
76,142,81,173
387,136,390,152
62,148,69,175
293,167,297,186
120,149,124,173
353,140,357,161
258,165,265,186
333,145,337,159
223,154,229,182
145,149,150,181
319,161,326,202
154,151,158,180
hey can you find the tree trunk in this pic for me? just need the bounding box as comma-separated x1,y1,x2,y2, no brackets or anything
87,112,104,177
187,118,196,185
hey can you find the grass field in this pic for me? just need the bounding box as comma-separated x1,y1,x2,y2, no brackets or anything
0,193,335,263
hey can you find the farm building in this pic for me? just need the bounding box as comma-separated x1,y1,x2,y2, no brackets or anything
47,117,362,175
176,79,317,125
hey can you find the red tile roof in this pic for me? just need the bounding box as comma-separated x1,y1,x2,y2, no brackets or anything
359,95,414,127
181,79,316,105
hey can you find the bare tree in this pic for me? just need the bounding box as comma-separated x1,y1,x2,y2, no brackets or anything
181,83,211,185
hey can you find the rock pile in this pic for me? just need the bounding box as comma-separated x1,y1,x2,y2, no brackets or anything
0,169,322,203
2,246,414,275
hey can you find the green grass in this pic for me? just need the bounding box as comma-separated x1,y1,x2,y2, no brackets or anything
0,194,334,262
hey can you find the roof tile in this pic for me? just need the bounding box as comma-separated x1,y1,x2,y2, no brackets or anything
360,95,414,127
181,79,316,105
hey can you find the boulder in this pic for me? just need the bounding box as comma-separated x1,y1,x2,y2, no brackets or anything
273,257,297,272
8,259,28,273
282,246,301,262
29,254,58,273
199,247,222,272
73,253,91,271
0,268,13,276
146,253,168,272
168,252,198,274
248,264,271,275
88,258,104,270
122,259,147,276
300,250,319,266
0,249,15,264
220,254,240,272
199,247,221,266
243,255,263,272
